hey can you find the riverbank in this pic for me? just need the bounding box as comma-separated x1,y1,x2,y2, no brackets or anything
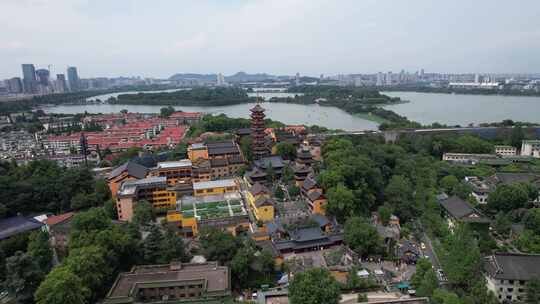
383,86,540,97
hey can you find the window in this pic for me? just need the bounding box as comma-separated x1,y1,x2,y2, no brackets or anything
506,296,512,300
509,280,514,284
507,288,513,292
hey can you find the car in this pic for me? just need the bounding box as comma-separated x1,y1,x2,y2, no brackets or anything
424,255,430,259
421,242,426,250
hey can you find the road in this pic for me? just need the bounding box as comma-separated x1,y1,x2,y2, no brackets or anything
421,232,441,270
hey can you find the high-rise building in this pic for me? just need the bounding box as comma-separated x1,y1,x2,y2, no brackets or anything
376,72,384,86
386,71,393,86
7,77,23,94
67,66,80,91
35,69,50,86
295,72,300,86
56,74,67,93
21,64,37,93
250,104,270,160
216,73,226,86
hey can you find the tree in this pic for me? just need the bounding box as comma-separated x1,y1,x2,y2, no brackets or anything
199,227,240,265
133,200,154,227
274,186,285,201
439,225,481,291
239,137,253,162
143,225,165,264
160,105,175,118
526,279,540,304
4,251,44,303
344,216,380,256
524,208,540,234
161,228,187,263
377,205,392,225
440,175,459,194
385,175,417,222
510,125,524,149
326,184,356,222
431,289,463,304
266,164,275,183
493,212,511,237
288,184,300,198
281,165,294,184
35,266,89,304
289,268,341,304
275,142,297,160
65,245,111,301
515,230,540,253
70,192,98,210
94,179,111,203
487,184,529,213
103,199,118,220
416,269,439,297
27,230,53,274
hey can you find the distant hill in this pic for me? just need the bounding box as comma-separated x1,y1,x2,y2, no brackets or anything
169,73,217,81
168,71,300,83
224,72,277,83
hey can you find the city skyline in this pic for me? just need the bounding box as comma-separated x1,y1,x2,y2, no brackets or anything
2,0,540,78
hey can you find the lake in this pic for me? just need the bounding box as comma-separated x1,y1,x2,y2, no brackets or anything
382,91,540,126
43,90,379,131
42,90,540,131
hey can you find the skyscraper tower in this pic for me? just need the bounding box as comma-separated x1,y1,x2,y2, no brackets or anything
35,69,50,86
56,74,67,93
21,64,37,93
250,104,269,160
67,66,80,91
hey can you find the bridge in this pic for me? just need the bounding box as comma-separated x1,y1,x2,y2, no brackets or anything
308,126,540,143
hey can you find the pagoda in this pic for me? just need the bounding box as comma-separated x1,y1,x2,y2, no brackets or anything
250,104,269,160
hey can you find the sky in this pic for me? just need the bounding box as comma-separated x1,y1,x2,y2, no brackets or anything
1,0,540,79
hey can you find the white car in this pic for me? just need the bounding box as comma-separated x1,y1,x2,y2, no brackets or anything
421,242,426,250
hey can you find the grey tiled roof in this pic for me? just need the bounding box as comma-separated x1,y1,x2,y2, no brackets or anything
109,161,148,180
485,253,540,280
0,216,44,240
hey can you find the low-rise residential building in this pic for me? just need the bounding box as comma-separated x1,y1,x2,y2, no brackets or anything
442,152,499,164
484,253,540,303
193,179,238,197
148,160,193,185
521,140,540,158
438,195,490,230
301,175,327,215
104,262,231,304
188,142,209,161
116,176,177,221
168,111,203,125
494,145,517,156
191,158,212,182
107,161,149,199
206,140,243,161
464,176,492,204
246,183,275,222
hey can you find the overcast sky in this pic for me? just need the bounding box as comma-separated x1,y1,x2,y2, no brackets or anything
1,0,540,79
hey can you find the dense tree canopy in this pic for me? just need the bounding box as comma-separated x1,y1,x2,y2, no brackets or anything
344,216,381,256
487,183,530,213
289,268,341,304
0,160,95,217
